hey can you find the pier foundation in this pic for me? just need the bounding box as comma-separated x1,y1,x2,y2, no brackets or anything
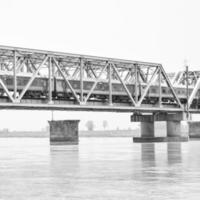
49,120,80,145
188,121,200,138
166,121,188,142
141,121,154,137
132,112,189,143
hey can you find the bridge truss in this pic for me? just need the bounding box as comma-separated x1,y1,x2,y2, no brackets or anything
0,45,199,113
171,70,200,111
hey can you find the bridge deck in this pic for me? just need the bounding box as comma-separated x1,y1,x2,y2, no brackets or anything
0,102,184,113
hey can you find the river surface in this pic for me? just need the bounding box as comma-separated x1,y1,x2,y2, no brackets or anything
0,137,200,199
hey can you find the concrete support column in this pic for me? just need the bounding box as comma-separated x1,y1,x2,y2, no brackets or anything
188,121,200,138
133,121,158,142
166,121,188,142
141,121,154,137
132,112,189,142
49,120,80,145
167,121,181,137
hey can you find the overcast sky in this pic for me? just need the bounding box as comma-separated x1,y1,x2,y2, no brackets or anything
0,0,199,131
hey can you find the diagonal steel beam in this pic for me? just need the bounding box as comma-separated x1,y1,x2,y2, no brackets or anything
15,56,24,72
193,71,197,84
111,63,136,106
160,65,183,108
84,63,109,103
3,63,10,71
60,62,70,76
29,59,42,75
177,71,184,85
52,57,80,103
87,64,97,78
188,76,200,108
53,65,70,77
139,69,147,83
16,57,27,73
25,59,35,73
71,67,80,78
0,79,14,102
171,71,179,84
137,67,159,106
18,55,48,101
124,69,131,81
88,65,97,78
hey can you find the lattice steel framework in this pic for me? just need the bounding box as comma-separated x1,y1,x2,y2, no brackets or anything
171,70,200,110
0,45,187,112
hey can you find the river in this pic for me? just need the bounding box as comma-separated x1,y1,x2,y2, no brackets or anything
0,137,200,199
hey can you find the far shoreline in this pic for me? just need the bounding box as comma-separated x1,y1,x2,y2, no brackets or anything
0,129,139,138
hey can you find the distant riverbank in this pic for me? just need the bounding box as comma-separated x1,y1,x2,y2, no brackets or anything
0,129,139,138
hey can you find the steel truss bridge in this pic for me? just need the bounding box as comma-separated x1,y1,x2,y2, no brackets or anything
0,45,199,113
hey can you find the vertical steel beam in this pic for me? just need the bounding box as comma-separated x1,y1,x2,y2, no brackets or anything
186,65,189,117
80,58,84,102
108,63,112,105
13,50,17,99
158,68,162,107
52,58,55,93
48,57,52,103
146,67,150,82
135,64,138,103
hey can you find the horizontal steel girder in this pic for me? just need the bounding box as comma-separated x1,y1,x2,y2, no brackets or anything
0,102,184,112
131,112,186,122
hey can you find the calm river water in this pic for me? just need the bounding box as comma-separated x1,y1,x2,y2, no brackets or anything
0,137,200,199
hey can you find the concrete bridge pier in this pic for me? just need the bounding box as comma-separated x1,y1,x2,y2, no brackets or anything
141,121,154,138
132,112,189,142
49,120,80,145
167,121,188,142
188,121,200,138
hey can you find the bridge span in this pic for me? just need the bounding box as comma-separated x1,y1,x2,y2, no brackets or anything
0,45,200,144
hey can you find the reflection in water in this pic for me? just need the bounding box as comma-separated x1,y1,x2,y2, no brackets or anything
140,143,156,182
50,145,80,175
141,142,182,165
141,143,155,162
140,142,183,183
49,146,80,197
167,142,182,165
0,138,199,200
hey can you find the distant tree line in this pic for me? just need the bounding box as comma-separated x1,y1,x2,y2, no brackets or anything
85,120,109,131
85,120,95,131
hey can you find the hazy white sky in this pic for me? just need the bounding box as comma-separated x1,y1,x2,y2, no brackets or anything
0,0,199,130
